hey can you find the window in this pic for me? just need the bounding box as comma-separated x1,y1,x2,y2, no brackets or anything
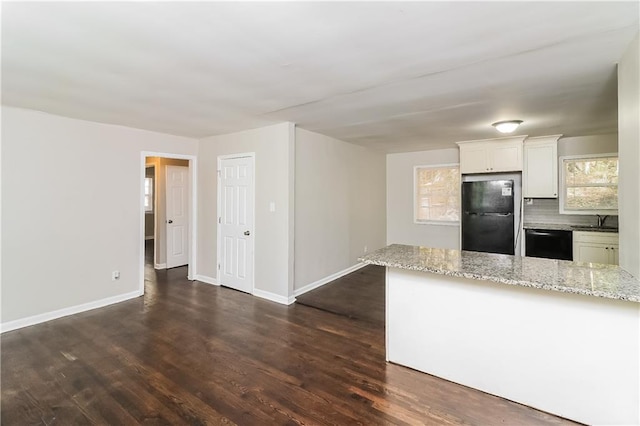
560,154,618,215
415,164,460,223
144,177,154,213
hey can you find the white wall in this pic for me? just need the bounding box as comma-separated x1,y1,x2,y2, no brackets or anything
387,148,460,249
197,123,295,302
557,133,618,157
294,128,386,292
1,106,198,326
618,32,640,279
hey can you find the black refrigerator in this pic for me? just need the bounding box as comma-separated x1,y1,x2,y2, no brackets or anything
462,180,515,255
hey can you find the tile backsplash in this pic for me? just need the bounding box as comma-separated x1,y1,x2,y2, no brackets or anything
523,198,619,227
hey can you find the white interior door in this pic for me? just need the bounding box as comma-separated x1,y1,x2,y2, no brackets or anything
218,156,254,293
166,165,189,268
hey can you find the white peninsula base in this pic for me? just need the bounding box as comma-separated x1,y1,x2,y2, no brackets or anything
386,268,640,425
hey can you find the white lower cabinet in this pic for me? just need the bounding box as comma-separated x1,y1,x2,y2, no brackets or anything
573,231,619,265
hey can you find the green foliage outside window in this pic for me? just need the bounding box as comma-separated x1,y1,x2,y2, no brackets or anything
563,156,618,211
416,166,460,222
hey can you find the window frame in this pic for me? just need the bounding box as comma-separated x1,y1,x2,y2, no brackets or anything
559,153,618,215
413,163,461,226
144,176,154,214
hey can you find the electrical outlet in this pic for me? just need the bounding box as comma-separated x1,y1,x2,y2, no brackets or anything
364,245,368,253
112,271,120,281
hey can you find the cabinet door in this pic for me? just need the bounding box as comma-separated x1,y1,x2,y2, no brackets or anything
459,144,489,174
491,142,523,172
574,242,612,265
524,143,558,198
573,232,619,265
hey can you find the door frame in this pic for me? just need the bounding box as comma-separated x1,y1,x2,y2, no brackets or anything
140,151,198,296
216,152,256,294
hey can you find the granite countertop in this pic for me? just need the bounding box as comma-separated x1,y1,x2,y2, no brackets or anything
524,222,619,233
359,244,640,303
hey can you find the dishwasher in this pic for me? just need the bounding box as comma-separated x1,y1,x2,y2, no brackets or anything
525,229,573,261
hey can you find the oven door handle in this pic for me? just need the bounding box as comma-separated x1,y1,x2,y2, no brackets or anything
527,231,556,236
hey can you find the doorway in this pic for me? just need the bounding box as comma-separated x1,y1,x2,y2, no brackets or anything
140,152,197,295
217,153,255,294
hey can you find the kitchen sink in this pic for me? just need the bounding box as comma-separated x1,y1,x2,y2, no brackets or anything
570,225,619,232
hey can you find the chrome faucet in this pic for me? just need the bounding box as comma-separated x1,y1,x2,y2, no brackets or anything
596,215,608,228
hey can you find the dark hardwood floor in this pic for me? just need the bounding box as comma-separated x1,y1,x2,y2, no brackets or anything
295,265,385,326
1,242,577,425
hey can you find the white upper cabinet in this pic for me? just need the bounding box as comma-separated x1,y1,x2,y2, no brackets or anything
458,142,489,174
523,135,561,198
492,142,523,172
457,137,524,174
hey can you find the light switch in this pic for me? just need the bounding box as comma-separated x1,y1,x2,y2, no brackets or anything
269,202,276,212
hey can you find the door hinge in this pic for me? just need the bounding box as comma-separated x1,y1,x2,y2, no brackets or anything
217,169,221,177
217,264,220,270
218,217,221,224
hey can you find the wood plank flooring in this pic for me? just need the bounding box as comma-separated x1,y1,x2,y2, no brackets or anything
1,246,578,425
295,265,385,325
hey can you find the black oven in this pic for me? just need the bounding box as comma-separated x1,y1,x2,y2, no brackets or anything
525,229,573,261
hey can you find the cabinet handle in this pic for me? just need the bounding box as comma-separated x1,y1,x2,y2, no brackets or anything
605,247,609,250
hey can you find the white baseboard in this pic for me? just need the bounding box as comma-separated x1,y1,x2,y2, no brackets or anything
195,274,219,286
0,290,142,334
294,262,366,297
154,263,166,270
145,236,154,240
253,289,296,305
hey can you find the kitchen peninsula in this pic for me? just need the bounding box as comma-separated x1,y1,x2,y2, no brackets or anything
360,244,640,425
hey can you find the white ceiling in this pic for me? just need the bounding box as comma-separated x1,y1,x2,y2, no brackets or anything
2,2,638,152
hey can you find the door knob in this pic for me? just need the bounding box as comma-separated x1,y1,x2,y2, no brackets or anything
168,220,173,224
244,230,250,236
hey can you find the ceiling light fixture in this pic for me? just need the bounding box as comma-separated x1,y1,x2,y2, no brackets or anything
492,120,523,134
